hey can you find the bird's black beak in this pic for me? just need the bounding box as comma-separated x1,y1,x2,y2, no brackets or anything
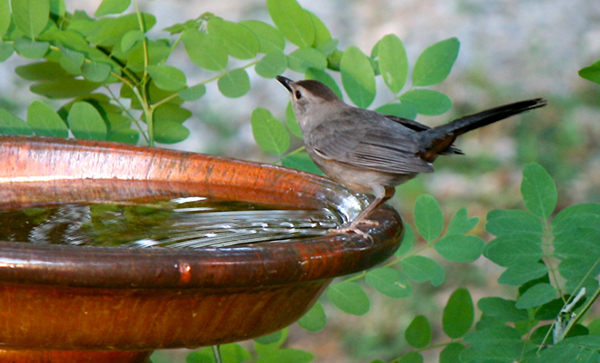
276,76,294,93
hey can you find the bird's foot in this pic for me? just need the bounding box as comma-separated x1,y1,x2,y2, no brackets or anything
328,226,373,241
353,219,379,227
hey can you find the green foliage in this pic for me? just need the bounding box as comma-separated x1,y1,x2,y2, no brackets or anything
327,281,370,316
411,37,459,87
340,45,376,108
377,34,408,94
284,162,599,363
443,288,474,339
405,315,431,348
297,301,326,332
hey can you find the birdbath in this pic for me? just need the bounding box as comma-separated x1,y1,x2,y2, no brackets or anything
0,136,402,363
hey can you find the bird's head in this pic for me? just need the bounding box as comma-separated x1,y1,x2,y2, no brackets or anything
276,76,343,128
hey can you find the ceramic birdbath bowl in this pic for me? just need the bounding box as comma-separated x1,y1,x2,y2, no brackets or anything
0,136,402,363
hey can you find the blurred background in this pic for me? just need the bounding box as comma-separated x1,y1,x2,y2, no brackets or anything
3,0,600,362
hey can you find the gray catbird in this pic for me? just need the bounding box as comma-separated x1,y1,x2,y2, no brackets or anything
276,76,546,238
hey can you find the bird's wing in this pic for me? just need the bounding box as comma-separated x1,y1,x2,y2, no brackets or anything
383,114,431,131
383,114,463,155
305,112,434,175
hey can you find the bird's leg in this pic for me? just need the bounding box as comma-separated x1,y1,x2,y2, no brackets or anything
329,185,395,239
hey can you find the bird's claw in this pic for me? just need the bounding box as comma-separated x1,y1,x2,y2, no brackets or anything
328,225,373,241
354,219,379,227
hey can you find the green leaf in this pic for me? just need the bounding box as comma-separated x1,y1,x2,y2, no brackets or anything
327,281,370,316
154,119,190,144
254,330,284,346
0,42,13,62
30,78,101,98
340,46,376,108
181,29,228,71
67,102,107,140
108,128,139,145
87,13,155,47
287,46,327,73
255,349,313,363
0,0,11,38
239,20,285,53
297,301,326,332
462,326,524,363
412,37,459,87
95,0,130,16
11,0,49,39
49,0,64,17
396,223,414,256
316,38,338,56
251,107,290,155
27,100,68,137
447,207,479,235
307,10,331,47
398,352,423,363
13,38,49,59
0,109,33,135
443,288,474,338
285,101,302,139
179,84,206,102
402,256,445,286
521,162,557,219
588,317,600,335
120,29,144,52
218,68,251,98
529,336,600,363
484,235,543,267
440,343,466,363
207,17,259,60
498,261,548,286
305,69,343,99
579,59,600,84
399,89,452,116
255,51,288,78
16,61,69,80
375,103,417,121
405,315,431,348
486,209,544,237
266,0,314,47
146,65,187,91
434,234,484,262
254,328,288,354
553,204,600,234
478,297,528,322
413,194,443,242
126,39,171,72
152,104,191,125
366,267,412,298
282,153,322,175
515,283,556,309
378,34,408,94
58,48,84,75
81,61,111,82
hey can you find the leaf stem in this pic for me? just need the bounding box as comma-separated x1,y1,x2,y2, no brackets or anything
104,85,149,144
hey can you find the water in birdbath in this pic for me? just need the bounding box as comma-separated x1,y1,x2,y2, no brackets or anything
0,195,345,248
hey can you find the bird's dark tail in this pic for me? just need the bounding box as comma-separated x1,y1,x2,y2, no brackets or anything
418,98,547,161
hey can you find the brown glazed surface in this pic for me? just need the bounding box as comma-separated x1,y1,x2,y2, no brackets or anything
0,136,402,359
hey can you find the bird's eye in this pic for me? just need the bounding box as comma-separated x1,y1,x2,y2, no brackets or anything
295,90,302,99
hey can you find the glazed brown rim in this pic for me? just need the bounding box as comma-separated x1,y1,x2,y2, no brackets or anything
0,136,403,289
